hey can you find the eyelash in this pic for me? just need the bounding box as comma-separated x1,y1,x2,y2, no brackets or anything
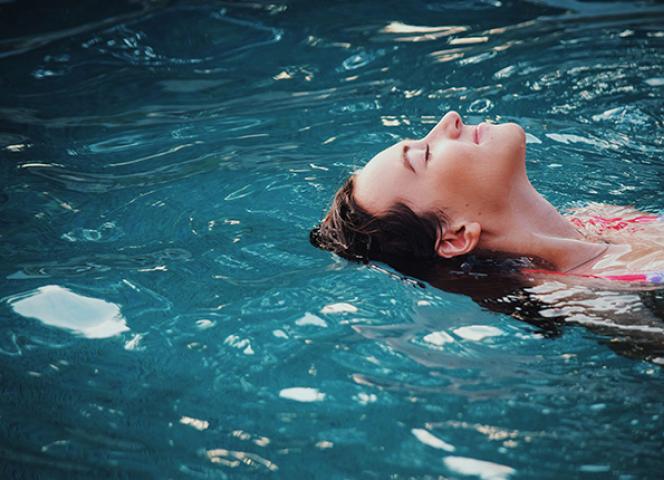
403,143,429,172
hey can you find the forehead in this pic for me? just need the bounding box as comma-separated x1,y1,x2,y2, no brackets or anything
353,141,404,215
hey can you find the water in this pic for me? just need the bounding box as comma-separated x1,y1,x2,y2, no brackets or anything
1,0,663,477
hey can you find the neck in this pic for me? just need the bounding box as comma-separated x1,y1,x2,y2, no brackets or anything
478,176,607,272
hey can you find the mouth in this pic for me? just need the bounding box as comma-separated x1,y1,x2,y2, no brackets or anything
477,123,487,144
474,125,479,144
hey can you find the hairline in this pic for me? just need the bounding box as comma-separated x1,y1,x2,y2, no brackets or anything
348,173,447,233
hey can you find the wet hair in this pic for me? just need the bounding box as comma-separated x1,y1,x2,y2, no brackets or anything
308,175,570,340
309,175,446,263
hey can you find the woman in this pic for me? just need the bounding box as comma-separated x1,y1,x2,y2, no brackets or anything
310,111,664,287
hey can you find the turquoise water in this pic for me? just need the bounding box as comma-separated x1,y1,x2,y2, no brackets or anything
1,0,664,477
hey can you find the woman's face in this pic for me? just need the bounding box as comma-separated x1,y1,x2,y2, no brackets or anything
353,111,527,223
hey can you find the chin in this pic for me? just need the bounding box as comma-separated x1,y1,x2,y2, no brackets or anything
503,122,525,141
498,123,527,175
505,123,526,156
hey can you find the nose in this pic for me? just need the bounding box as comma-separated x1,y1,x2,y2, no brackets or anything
430,111,462,140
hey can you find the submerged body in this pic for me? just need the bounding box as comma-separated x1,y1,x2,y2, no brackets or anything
527,204,664,286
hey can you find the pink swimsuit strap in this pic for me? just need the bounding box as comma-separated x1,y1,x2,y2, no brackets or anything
569,214,664,231
523,269,664,285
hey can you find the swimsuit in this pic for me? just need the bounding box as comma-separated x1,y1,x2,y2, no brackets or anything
569,214,664,233
524,268,664,285
524,214,664,285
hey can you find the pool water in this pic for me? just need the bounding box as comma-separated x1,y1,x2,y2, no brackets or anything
1,0,663,478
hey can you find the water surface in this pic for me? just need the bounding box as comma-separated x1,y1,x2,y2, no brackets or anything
1,0,663,478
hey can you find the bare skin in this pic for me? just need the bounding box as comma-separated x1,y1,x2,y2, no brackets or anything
353,111,661,277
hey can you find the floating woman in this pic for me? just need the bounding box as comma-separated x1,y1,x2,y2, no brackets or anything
310,111,664,288
310,110,664,362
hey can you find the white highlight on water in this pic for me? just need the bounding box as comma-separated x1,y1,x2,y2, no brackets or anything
453,325,503,342
354,392,377,405
9,285,129,338
423,331,455,346
321,302,358,314
180,416,209,431
272,329,288,338
444,456,515,480
525,133,542,144
224,335,255,355
295,312,328,327
545,133,610,149
645,77,664,86
279,387,325,402
196,319,215,330
124,333,144,351
411,428,455,452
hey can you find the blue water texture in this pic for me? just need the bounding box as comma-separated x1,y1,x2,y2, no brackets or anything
1,0,663,478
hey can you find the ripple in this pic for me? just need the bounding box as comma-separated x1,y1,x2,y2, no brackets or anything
7,248,191,279
591,105,653,129
0,4,152,60
61,222,124,243
373,22,467,43
0,79,395,130
85,133,147,154
467,98,493,113
82,25,206,66
19,152,227,192
81,7,283,67
545,133,613,150
428,0,503,11
339,49,385,71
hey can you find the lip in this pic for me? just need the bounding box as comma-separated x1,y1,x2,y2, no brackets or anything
477,122,487,144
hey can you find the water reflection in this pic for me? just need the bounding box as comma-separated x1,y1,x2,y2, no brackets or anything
377,256,664,364
376,22,468,43
7,285,128,338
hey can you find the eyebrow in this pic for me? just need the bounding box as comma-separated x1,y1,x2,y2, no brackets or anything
401,143,415,173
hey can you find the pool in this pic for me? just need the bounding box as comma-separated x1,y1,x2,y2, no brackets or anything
1,0,663,477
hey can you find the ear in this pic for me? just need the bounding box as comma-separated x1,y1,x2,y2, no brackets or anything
435,222,481,259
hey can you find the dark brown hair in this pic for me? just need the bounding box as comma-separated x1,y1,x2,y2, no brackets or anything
309,175,446,263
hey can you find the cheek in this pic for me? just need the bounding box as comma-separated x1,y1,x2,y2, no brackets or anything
432,157,510,214
433,149,484,191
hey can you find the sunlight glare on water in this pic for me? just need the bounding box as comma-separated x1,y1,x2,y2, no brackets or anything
8,285,129,339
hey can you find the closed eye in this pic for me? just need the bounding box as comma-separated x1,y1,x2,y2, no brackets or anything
402,142,429,172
